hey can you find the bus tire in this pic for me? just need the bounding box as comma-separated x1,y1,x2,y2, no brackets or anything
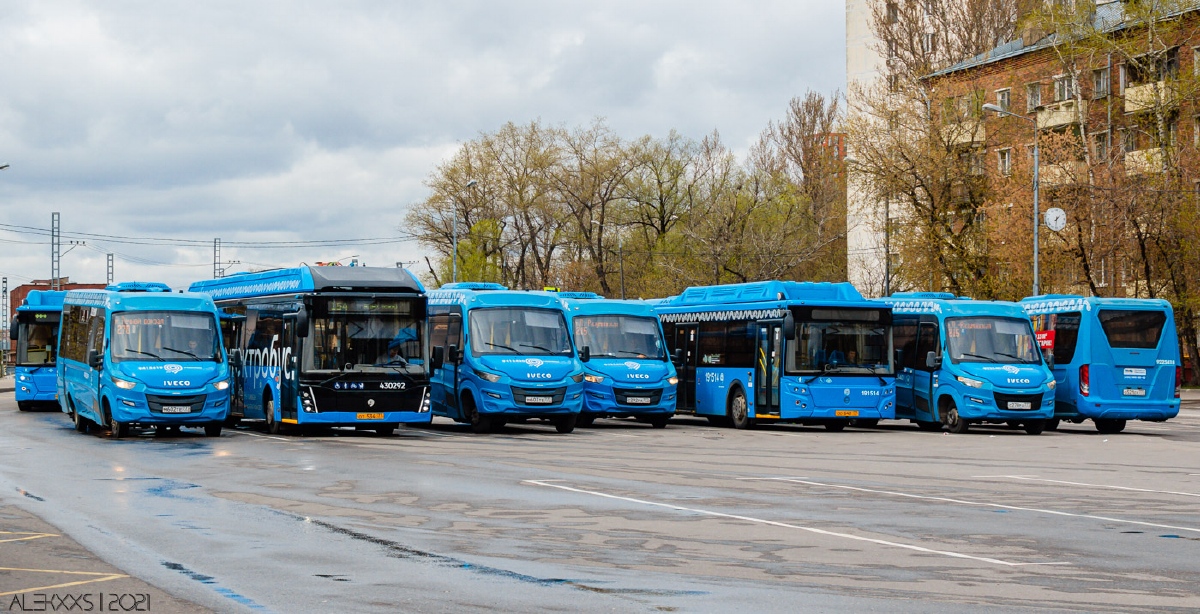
824,422,847,432
1045,418,1060,431
264,395,281,435
17,401,31,412
728,388,752,429
71,400,90,433
1023,420,1045,435
554,413,578,434
649,416,670,429
463,394,491,434
204,424,223,437
1095,418,1126,434
577,415,596,427
940,398,968,434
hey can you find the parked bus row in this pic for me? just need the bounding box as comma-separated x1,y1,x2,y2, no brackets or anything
9,267,1181,437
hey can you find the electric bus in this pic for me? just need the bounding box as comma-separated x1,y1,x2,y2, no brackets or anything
559,293,678,428
653,281,895,431
189,266,432,436
427,283,585,433
886,292,1055,434
11,290,66,411
57,282,231,438
1021,295,1180,433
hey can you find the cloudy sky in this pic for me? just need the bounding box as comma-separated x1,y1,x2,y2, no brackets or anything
0,1,846,292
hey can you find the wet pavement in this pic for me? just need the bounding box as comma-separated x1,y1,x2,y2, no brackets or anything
1,394,1199,613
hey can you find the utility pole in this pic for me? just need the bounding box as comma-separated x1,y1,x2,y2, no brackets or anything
107,253,114,285
213,238,221,279
51,212,61,291
1,276,7,377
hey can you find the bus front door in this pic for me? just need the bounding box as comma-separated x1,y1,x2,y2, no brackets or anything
911,322,939,422
280,316,300,422
755,323,782,417
673,324,698,413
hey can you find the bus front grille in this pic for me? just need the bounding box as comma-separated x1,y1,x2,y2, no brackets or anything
511,387,567,406
145,394,207,414
612,388,663,406
993,392,1043,411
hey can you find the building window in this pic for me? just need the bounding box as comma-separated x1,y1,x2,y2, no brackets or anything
1168,121,1178,147
1094,132,1110,160
1092,68,1110,99
996,88,1011,112
1194,47,1200,76
1120,128,1137,152
922,33,937,55
887,2,899,25
1026,83,1042,111
888,73,900,92
888,39,897,59
998,148,1012,176
1194,115,1200,148
1053,75,1076,102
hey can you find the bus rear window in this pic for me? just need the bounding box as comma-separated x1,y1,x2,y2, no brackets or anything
1098,310,1166,349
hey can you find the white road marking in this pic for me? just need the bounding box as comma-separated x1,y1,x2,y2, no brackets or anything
232,431,292,442
745,477,1200,535
975,475,1200,499
524,480,1068,567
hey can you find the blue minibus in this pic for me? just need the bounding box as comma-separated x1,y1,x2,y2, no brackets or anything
559,293,678,428
1021,295,1180,433
427,283,585,433
57,282,231,438
654,281,896,431
11,290,66,411
886,292,1055,434
189,266,432,436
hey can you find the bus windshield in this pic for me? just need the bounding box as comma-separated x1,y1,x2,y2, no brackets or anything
110,311,219,362
789,310,893,375
16,318,59,366
470,307,572,356
946,316,1041,364
307,297,424,372
572,315,665,360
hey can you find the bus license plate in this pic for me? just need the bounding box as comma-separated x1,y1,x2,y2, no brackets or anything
525,396,553,404
1123,388,1147,397
357,413,385,420
835,410,859,417
161,406,192,413
626,397,651,404
1007,402,1032,410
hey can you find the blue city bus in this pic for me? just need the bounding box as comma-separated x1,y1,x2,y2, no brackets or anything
11,290,67,411
189,266,432,436
57,282,232,438
653,281,896,431
558,293,678,428
886,292,1055,434
1021,295,1180,433
427,283,584,433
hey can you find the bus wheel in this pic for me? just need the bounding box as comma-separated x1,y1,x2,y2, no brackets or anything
463,396,491,434
554,414,578,434
1023,420,1045,435
728,389,752,429
264,397,282,435
649,416,670,429
17,401,31,412
1044,418,1060,431
71,401,90,433
1095,418,1126,434
375,424,397,436
824,422,847,432
204,424,223,437
940,399,969,434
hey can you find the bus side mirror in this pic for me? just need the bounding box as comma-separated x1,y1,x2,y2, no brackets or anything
783,312,796,340
447,344,461,364
294,307,310,338
431,346,445,370
579,346,590,362
672,348,684,367
87,349,103,370
229,349,243,368
925,351,941,370
1042,348,1054,369
894,349,904,367
8,326,17,341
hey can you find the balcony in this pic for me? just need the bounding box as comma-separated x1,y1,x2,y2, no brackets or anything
1125,147,1163,174
941,122,986,147
1125,81,1174,114
1036,100,1086,129
1039,161,1087,186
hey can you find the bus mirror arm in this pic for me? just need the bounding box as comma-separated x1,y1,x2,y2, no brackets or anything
1042,348,1054,369
579,346,590,362
925,351,942,370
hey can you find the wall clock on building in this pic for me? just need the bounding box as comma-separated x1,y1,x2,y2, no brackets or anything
1044,207,1066,232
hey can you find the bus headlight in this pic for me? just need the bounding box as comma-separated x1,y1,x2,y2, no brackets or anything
955,376,984,389
112,376,137,390
474,369,502,383
214,380,230,391
583,374,605,384
570,372,585,383
667,376,679,386
1046,379,1056,390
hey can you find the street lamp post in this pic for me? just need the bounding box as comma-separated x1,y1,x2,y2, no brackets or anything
982,103,1040,296
453,180,477,284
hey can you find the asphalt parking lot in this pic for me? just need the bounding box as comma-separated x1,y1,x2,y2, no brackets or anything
1,388,1198,613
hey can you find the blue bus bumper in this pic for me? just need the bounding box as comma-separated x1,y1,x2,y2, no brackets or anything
15,371,59,403
476,382,585,418
1060,397,1180,421
954,388,1055,421
581,382,676,418
108,390,231,426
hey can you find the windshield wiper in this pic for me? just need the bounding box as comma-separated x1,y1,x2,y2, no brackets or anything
518,343,554,353
125,349,162,360
960,352,997,363
993,351,1024,362
162,347,201,360
484,342,521,354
